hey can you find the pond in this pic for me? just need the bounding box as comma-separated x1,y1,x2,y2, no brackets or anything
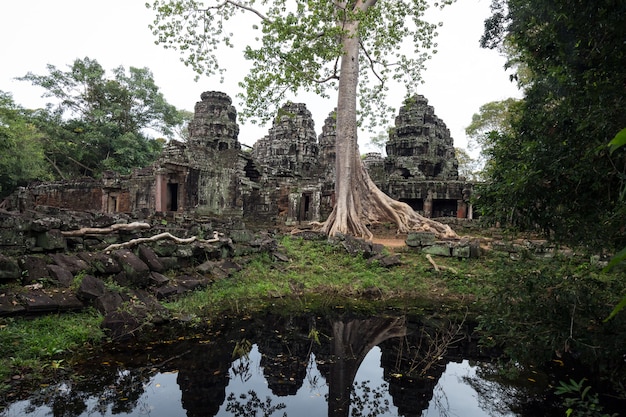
1,310,570,417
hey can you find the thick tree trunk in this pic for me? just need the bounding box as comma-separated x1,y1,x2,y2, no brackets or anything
319,15,457,241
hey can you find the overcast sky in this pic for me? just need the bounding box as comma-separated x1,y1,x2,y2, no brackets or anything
0,0,521,151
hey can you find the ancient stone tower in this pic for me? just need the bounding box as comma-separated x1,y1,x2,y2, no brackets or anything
188,91,240,151
385,94,459,180
365,94,469,218
252,102,319,178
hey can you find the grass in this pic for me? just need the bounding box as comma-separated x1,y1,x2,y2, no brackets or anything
0,309,104,385
163,235,499,320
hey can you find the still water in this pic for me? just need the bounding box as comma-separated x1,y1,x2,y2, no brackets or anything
1,312,558,417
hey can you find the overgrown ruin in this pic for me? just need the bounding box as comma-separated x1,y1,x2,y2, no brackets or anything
4,91,473,226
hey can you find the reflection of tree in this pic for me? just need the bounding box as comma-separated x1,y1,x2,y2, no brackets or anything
22,366,153,417
225,390,286,417
257,315,312,397
350,380,391,417
463,363,559,416
322,316,407,417
380,315,469,416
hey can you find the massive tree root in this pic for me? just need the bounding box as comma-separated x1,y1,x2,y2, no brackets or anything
103,231,220,252
316,163,458,241
61,222,151,236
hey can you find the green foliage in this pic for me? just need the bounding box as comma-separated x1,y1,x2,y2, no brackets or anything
368,130,388,154
476,0,626,248
555,378,617,417
18,57,186,178
476,257,626,391
147,0,448,129
455,147,482,181
0,91,51,197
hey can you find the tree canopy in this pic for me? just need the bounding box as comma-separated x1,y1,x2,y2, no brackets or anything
476,0,626,248
18,57,185,178
0,91,50,198
148,0,445,128
148,0,457,240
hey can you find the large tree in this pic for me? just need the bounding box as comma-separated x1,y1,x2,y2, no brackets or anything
0,91,50,198
19,57,185,178
477,0,626,247
148,0,457,240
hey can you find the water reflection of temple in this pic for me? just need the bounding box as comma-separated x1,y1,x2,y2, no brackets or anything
166,312,485,417
7,312,503,417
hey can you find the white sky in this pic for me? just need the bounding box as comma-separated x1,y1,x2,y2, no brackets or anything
0,0,521,151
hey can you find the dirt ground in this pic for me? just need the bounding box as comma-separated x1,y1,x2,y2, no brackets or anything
371,237,407,248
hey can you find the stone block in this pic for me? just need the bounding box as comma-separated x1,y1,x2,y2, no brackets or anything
18,255,52,284
36,229,67,251
452,245,471,258
0,254,21,281
50,253,90,274
230,229,254,244
147,270,166,285
406,232,436,247
154,285,178,300
20,290,57,313
94,290,124,315
174,245,194,258
77,275,106,301
111,249,150,287
137,245,165,273
0,293,26,316
77,252,122,275
421,244,451,257
47,264,74,287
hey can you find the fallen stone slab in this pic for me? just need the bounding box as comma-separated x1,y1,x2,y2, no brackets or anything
18,255,51,284
77,274,106,301
137,245,165,273
0,254,21,281
18,289,82,313
149,271,170,287
111,249,150,287
77,252,122,275
49,253,90,274
47,265,74,287
421,243,452,257
0,292,26,316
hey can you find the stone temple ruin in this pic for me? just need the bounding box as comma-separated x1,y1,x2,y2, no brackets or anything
6,91,473,225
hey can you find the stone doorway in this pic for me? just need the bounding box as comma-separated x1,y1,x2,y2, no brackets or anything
298,193,311,221
167,183,179,212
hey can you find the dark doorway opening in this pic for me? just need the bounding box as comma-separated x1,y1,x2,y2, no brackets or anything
167,183,179,211
432,199,457,217
299,193,311,221
399,198,423,212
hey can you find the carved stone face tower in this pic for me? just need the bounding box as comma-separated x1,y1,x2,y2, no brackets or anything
188,91,240,151
252,102,319,178
385,95,459,180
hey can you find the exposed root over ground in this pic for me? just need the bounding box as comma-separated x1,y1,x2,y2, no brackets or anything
313,164,459,241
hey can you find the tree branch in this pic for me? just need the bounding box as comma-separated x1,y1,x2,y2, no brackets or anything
360,38,384,85
44,154,66,180
201,0,269,21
